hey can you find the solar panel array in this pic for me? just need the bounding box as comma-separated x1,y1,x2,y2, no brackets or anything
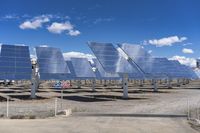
36,47,71,80
0,43,197,80
0,44,32,80
88,42,144,79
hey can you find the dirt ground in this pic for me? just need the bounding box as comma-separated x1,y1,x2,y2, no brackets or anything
0,80,200,133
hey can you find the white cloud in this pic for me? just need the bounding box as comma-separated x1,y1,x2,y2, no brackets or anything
169,55,196,67
93,17,114,24
47,21,73,34
141,40,148,45
3,14,19,19
182,48,194,54
68,30,81,36
182,42,192,46
47,21,81,36
148,36,187,47
19,15,50,29
63,51,95,62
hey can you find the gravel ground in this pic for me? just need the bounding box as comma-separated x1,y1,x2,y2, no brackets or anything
0,80,200,132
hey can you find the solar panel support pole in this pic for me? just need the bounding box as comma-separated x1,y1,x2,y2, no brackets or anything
153,79,158,92
167,78,172,88
100,80,102,85
159,79,162,84
186,79,189,84
31,64,38,99
70,80,72,86
177,79,180,87
77,80,81,88
122,73,128,99
139,80,143,87
92,79,96,91
104,80,107,86
182,78,186,85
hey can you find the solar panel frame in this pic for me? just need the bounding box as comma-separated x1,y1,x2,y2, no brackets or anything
169,60,198,79
118,43,168,79
69,58,96,79
0,44,32,80
88,42,144,79
36,47,72,80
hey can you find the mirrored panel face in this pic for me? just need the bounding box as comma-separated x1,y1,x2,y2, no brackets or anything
169,60,198,79
36,47,71,80
88,42,144,79
118,43,168,78
70,58,96,79
0,45,32,80
118,43,198,79
92,59,119,79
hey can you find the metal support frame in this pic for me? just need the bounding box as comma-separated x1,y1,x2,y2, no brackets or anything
92,79,96,91
159,79,162,84
177,79,180,87
139,80,143,87
77,80,81,88
167,78,172,88
31,63,39,99
153,79,158,92
104,80,107,86
122,74,128,99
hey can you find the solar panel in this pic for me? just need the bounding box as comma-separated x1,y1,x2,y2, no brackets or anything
36,47,71,80
118,43,168,79
0,44,32,80
182,65,198,79
92,59,120,79
118,43,198,79
66,60,76,78
69,58,96,79
169,60,198,79
194,68,200,78
88,42,144,79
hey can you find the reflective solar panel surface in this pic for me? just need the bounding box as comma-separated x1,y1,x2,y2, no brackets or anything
182,65,198,79
194,68,200,78
92,59,120,79
169,60,198,79
70,58,96,79
0,44,32,80
88,42,144,79
118,44,168,79
36,47,71,80
118,43,198,79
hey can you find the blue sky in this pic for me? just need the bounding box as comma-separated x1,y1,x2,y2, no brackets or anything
0,0,200,66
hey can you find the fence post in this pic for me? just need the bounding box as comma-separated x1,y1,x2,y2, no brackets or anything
187,98,190,120
6,97,9,118
198,102,200,120
55,98,57,117
61,89,63,110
